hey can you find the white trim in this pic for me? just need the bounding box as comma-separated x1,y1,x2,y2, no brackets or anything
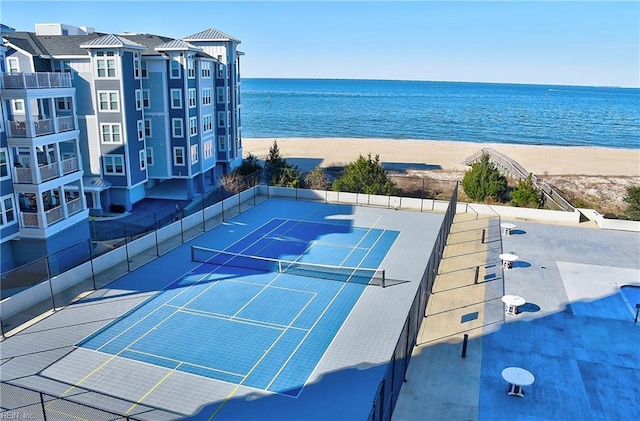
97,91,120,112
172,118,184,138
100,123,122,144
173,146,185,166
103,154,125,175
0,193,17,227
0,149,10,181
7,58,20,73
191,144,199,164
189,116,198,137
170,89,182,109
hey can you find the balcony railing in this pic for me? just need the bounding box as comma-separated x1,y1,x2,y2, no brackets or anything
62,157,79,175
39,162,59,182
21,212,39,228
3,72,72,89
66,197,83,215
14,166,33,184
45,206,64,225
14,158,79,184
7,117,75,138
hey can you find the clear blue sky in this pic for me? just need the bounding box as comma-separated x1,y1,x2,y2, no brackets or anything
2,1,639,87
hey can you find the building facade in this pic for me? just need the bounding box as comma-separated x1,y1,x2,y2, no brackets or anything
0,23,243,271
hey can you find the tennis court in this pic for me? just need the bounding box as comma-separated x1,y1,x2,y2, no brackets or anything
77,217,399,397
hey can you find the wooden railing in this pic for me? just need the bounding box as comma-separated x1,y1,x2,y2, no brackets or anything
462,148,575,212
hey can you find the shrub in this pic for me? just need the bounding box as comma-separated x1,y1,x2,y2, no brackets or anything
305,166,330,190
510,173,544,208
236,153,262,176
461,153,508,202
332,153,398,195
623,186,640,220
263,140,303,187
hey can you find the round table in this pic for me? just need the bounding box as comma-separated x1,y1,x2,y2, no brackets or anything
499,253,519,269
501,222,517,236
501,367,535,397
501,295,526,315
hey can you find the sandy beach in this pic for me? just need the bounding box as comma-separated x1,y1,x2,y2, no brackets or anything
243,137,640,212
243,137,640,177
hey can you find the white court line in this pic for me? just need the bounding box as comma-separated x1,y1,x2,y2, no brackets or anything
124,348,245,378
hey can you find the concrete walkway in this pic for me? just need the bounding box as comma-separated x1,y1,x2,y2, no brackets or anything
393,213,503,420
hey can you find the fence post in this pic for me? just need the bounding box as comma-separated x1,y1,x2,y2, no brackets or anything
154,214,159,257
221,197,225,222
461,333,469,358
123,225,130,272
89,239,97,290
46,256,56,311
39,391,48,421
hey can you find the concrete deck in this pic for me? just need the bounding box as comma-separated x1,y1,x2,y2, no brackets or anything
393,213,640,420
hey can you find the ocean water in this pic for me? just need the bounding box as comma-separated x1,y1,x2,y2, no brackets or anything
240,79,640,149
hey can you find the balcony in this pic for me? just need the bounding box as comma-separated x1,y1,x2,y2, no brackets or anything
3,72,72,89
19,198,84,229
13,156,80,184
6,116,76,138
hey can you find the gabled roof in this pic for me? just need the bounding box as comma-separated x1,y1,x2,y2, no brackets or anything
117,34,175,56
183,28,240,43
155,39,202,53
80,33,146,50
3,32,49,56
35,34,102,56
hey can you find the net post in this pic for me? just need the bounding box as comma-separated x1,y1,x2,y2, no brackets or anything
278,260,283,273
190,246,195,262
382,270,386,288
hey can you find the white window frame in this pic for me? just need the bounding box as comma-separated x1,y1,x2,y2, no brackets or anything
170,57,181,79
141,60,148,78
0,194,16,226
11,99,25,113
204,140,213,159
187,57,195,79
142,89,150,109
137,120,144,141
217,63,224,78
133,55,141,79
139,150,146,170
191,144,198,164
173,147,185,166
203,115,212,133
103,154,125,175
201,62,211,78
135,89,142,110
171,89,182,109
52,59,72,75
7,58,20,73
172,118,183,138
0,149,9,181
218,135,226,151
144,119,152,138
189,116,197,136
98,91,120,112
96,51,117,78
188,88,196,108
56,97,72,111
100,123,122,143
146,147,154,166
202,88,212,106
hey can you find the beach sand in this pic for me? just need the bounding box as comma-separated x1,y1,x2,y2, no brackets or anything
243,137,640,176
243,137,640,212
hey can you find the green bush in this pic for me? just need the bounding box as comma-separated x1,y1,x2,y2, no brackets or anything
461,153,508,202
623,186,640,220
305,166,330,190
264,140,303,187
332,154,398,195
236,153,262,176
510,173,544,208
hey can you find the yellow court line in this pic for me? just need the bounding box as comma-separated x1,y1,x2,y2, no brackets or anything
126,348,245,378
125,363,181,415
61,353,119,396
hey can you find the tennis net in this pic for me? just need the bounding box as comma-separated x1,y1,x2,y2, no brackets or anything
191,246,386,286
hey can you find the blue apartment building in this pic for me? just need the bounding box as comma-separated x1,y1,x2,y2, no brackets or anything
0,23,243,271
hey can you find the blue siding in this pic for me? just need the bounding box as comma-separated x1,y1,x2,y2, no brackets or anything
122,51,146,187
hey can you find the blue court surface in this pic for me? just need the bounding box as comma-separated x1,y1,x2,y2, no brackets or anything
78,218,399,397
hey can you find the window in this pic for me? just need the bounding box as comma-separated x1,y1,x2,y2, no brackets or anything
146,147,154,166
201,62,211,78
218,135,226,151
217,111,226,128
96,51,116,78
100,124,122,143
98,91,119,111
134,55,140,78
142,90,150,108
137,120,144,141
11,99,25,113
189,116,197,136
204,140,213,159
217,63,224,78
188,89,196,108
7,58,19,73
1,195,16,226
217,87,225,103
191,144,198,164
170,57,181,79
0,149,8,179
203,115,212,132
144,119,152,137
52,60,72,74
56,97,72,111
141,60,147,78
135,89,142,110
187,58,195,78
171,89,182,109
104,155,125,175
202,88,212,105
172,118,183,138
139,150,146,170
173,147,185,166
